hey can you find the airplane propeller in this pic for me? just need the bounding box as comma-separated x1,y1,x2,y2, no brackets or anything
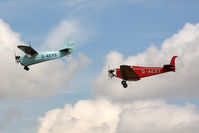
108,65,115,79
14,53,20,64
108,69,115,79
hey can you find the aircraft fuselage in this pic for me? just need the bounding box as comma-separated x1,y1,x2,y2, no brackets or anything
18,50,70,66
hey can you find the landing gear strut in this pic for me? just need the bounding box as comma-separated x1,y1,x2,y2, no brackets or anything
24,66,29,71
121,80,128,88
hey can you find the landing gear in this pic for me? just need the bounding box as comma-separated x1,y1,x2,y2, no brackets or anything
24,66,29,71
121,80,128,88
123,83,128,88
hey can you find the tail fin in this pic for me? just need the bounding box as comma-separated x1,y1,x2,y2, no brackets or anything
170,56,178,66
163,56,178,72
60,41,75,53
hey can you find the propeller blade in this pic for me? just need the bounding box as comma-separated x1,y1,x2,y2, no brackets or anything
108,65,113,79
108,69,115,79
108,65,110,79
14,53,20,64
108,65,116,79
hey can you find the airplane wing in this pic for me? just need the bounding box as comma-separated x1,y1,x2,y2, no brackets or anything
120,65,140,81
17,45,38,55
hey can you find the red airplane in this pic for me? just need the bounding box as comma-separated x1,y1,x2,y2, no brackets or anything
108,56,178,88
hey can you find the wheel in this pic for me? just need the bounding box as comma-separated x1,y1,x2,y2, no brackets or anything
24,66,29,71
121,80,126,85
123,83,128,88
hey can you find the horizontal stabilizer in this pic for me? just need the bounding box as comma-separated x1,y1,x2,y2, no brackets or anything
60,41,75,53
163,64,175,71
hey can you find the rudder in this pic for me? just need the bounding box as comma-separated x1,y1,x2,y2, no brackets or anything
163,56,178,72
170,56,178,66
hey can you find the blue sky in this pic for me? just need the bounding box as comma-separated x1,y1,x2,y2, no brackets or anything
1,0,199,133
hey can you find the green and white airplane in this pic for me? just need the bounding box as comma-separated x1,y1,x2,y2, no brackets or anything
15,41,75,71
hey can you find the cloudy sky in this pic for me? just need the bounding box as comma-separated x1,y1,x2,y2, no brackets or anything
1,0,199,133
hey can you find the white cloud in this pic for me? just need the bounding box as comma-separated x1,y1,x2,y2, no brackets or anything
92,22,199,101
0,19,91,99
43,20,89,50
118,101,199,133
36,99,199,133
37,99,121,133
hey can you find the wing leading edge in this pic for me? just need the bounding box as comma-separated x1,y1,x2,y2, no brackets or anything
17,45,38,55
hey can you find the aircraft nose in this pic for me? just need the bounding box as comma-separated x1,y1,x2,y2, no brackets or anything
108,69,116,78
15,55,21,64
15,56,20,59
